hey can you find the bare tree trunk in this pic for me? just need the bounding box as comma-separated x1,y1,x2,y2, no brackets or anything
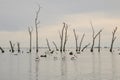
91,39,95,52
110,27,117,52
90,22,102,52
78,33,85,51
0,46,4,53
63,25,68,52
53,41,59,51
35,5,41,54
9,41,14,53
98,33,101,52
81,43,90,52
17,42,20,53
59,23,65,52
28,27,33,53
73,29,78,52
46,38,51,51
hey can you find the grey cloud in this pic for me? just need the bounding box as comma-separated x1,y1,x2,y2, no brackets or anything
0,0,120,31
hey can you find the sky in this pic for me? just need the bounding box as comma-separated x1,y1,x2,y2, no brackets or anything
0,0,120,48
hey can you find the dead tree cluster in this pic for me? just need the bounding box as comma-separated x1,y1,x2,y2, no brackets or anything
73,29,89,52
59,22,68,52
90,22,103,52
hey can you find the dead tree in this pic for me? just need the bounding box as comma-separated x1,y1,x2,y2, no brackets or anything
17,42,20,53
110,27,117,52
78,33,85,51
81,43,90,52
0,46,4,53
59,23,66,52
9,41,14,53
73,29,78,52
90,22,102,52
98,33,101,52
63,25,68,52
28,27,33,53
53,41,59,51
46,38,51,51
35,5,41,53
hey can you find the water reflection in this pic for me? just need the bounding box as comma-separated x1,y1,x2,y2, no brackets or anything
1,49,120,80
61,52,67,80
29,52,32,80
111,52,116,80
35,55,39,80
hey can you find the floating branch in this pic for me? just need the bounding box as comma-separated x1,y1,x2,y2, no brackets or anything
59,23,66,52
0,46,4,53
90,22,103,52
110,27,117,52
46,38,51,51
28,27,33,53
78,33,85,51
53,41,59,51
63,24,68,52
73,29,78,52
81,43,90,52
9,41,14,53
17,42,20,53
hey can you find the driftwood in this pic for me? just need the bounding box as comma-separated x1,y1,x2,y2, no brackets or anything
110,27,117,52
53,41,59,51
0,46,4,53
73,29,78,52
90,22,102,52
78,33,85,51
46,38,51,51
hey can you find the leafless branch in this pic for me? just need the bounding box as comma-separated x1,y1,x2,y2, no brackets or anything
73,29,78,52
53,41,59,51
81,43,90,52
63,24,68,52
78,33,85,51
46,38,51,51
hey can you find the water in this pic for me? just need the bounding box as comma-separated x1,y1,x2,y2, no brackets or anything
0,48,120,80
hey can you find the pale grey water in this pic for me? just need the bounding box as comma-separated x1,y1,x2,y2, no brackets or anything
0,48,120,80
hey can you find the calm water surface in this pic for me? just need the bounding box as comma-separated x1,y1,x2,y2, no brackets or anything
0,48,120,80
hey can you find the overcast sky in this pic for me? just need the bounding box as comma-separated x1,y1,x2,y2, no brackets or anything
0,0,120,47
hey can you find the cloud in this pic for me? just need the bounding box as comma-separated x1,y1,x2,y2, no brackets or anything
0,0,120,31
